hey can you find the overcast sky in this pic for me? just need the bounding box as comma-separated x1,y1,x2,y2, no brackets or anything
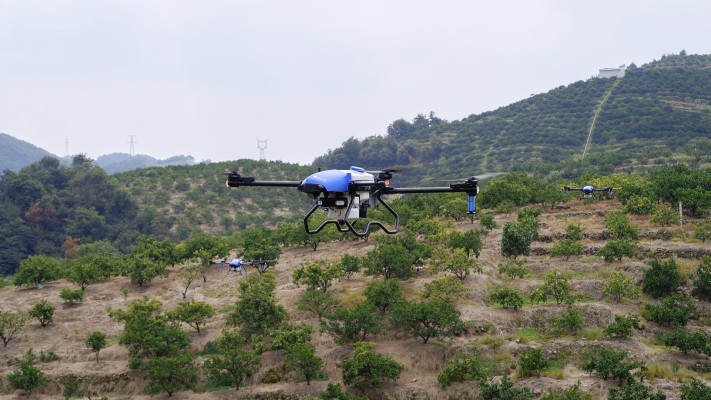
1,1,710,166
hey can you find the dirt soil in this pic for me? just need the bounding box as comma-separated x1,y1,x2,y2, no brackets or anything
1,200,710,399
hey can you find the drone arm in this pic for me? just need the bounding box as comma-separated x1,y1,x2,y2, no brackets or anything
226,172,301,188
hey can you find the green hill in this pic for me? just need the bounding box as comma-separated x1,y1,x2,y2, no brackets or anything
314,53,711,183
0,133,54,172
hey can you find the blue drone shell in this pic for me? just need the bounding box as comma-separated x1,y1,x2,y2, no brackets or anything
302,166,366,192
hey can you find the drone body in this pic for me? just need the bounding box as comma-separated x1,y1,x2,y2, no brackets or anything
226,166,479,236
563,185,615,199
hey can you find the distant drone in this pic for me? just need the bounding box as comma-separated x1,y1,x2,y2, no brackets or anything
227,258,276,275
226,166,479,237
563,185,615,199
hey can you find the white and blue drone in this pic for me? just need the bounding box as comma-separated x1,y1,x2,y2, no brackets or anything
564,185,615,199
226,166,479,237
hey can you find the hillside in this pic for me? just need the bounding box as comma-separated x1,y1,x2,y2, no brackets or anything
0,200,710,399
0,133,54,173
314,53,711,184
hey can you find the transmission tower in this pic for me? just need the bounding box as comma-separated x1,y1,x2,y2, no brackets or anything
257,139,268,160
128,135,137,156
65,136,70,158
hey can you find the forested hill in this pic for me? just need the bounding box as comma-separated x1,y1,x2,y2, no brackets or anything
314,53,711,184
0,133,53,172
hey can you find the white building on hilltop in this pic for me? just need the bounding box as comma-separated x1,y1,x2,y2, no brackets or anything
598,66,626,78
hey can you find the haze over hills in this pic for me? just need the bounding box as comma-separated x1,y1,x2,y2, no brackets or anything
0,134,195,174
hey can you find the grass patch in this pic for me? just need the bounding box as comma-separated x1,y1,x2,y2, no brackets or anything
338,288,365,308
510,328,548,343
479,334,505,348
645,362,697,383
580,328,605,341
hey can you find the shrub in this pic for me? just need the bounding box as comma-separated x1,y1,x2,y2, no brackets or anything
541,383,592,400
478,375,532,400
662,326,709,354
644,294,694,326
597,239,636,262
692,256,711,301
342,342,403,390
518,348,548,377
8,348,46,394
549,308,583,336
29,299,55,327
59,288,85,303
681,379,711,399
498,259,527,279
604,315,640,339
437,355,490,387
550,239,584,260
580,346,641,384
642,257,681,298
602,271,641,302
487,285,524,311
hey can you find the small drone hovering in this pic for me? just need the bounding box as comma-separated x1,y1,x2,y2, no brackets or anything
563,185,615,199
227,258,276,275
226,166,479,237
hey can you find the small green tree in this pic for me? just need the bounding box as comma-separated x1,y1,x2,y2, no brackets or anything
293,260,343,292
364,279,403,313
501,221,537,259
120,254,169,287
8,348,46,394
540,383,592,400
437,355,489,387
284,342,323,385
59,287,85,303
580,346,642,384
227,273,287,336
180,234,229,283
530,272,573,305
607,375,667,400
550,239,584,260
0,311,27,347
203,329,261,390
604,315,640,339
549,308,583,336
519,348,548,377
63,376,83,399
448,229,483,258
86,331,107,362
605,211,640,240
319,382,365,400
297,288,340,320
321,302,383,345
268,322,313,350
486,285,524,311
338,253,361,280
431,248,479,282
29,299,55,327
169,300,214,334
498,259,528,279
14,255,63,288
694,222,711,243
145,353,197,396
692,256,711,301
478,375,532,400
642,258,681,298
644,294,695,326
662,326,709,354
681,379,711,399
390,299,465,344
597,239,637,262
650,203,677,226
478,213,497,231
342,342,403,390
66,255,102,290
602,271,641,303
422,276,469,303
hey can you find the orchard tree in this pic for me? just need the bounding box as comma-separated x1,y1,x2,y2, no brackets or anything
486,285,525,311
363,234,429,279
597,239,637,262
604,315,640,339
293,260,343,292
321,302,383,345
85,331,107,362
364,279,404,313
692,256,711,301
179,263,202,299
422,276,469,304
498,259,528,280
390,299,465,344
448,229,483,258
338,253,361,280
120,254,169,287
285,343,323,385
168,300,215,333
501,221,537,259
602,271,641,302
227,273,286,336
8,348,46,395
530,272,574,305
66,254,102,290
342,342,403,390
644,294,695,327
268,322,313,350
431,248,480,282
29,299,55,327
14,255,63,288
0,311,27,347
203,329,261,390
297,288,340,321
642,257,681,298
180,234,229,283
605,211,640,240
550,239,584,260
145,353,197,397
